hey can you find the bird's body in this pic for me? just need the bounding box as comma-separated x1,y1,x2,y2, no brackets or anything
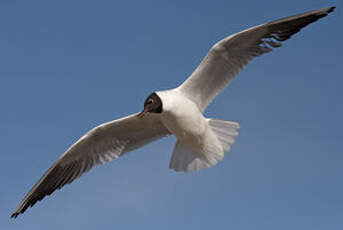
158,89,207,146
11,6,335,218
157,89,224,164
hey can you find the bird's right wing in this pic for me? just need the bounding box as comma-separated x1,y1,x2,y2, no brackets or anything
178,7,335,112
12,113,169,218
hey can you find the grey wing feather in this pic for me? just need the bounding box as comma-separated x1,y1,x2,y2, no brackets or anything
179,7,335,111
11,113,169,218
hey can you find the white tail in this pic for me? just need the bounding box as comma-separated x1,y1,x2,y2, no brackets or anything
169,118,240,172
207,118,240,152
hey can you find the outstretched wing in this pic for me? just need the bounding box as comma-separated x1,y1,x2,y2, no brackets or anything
11,113,169,218
179,7,335,112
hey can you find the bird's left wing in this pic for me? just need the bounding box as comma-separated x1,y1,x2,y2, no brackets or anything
178,7,335,112
11,113,169,218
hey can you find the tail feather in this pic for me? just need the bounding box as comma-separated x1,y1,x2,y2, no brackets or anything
169,141,212,172
208,119,240,152
169,118,240,172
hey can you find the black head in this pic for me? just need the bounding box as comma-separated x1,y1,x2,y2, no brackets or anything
137,92,163,118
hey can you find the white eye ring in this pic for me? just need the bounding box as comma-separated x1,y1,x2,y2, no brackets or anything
147,99,153,104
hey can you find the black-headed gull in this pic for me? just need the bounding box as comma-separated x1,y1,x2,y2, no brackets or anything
12,6,335,218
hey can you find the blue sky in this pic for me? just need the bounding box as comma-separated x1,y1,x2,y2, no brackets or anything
1,0,342,229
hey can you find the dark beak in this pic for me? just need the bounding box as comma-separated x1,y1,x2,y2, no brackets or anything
137,108,148,118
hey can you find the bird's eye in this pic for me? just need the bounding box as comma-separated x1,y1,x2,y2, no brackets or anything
147,99,153,104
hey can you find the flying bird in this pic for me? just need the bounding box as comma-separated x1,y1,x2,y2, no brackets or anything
12,6,335,218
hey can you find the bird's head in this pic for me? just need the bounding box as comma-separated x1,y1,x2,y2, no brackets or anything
137,92,163,118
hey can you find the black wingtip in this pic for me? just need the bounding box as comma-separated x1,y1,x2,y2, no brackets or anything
11,212,19,219
328,6,336,13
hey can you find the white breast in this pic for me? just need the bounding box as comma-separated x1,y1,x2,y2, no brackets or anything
156,89,211,151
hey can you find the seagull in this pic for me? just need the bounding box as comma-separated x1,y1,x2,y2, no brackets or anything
11,6,335,218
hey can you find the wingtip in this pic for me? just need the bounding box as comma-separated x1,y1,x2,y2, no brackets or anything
317,6,335,16
314,6,335,19
327,6,336,13
11,212,19,219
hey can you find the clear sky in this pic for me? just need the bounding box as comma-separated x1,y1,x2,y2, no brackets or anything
1,0,342,229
